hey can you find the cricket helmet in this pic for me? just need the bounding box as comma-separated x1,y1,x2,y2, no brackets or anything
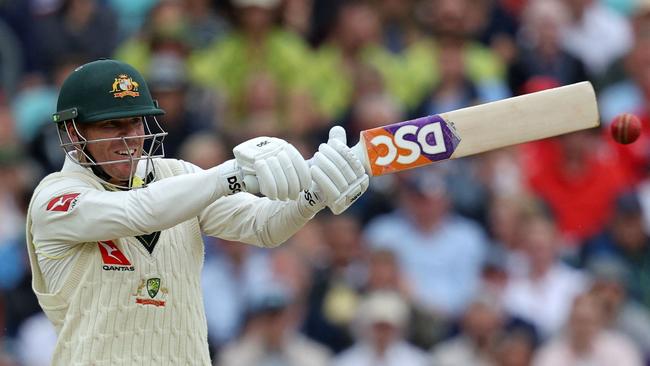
53,59,165,123
54,59,168,189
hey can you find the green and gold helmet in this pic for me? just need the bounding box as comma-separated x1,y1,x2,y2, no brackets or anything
54,59,165,123
54,59,168,189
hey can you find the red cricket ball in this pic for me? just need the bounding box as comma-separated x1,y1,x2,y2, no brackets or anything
611,113,641,145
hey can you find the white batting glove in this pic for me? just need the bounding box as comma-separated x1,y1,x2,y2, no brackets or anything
233,136,311,200
310,126,369,215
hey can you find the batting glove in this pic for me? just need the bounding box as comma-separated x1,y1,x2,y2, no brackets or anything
310,126,369,214
233,136,311,200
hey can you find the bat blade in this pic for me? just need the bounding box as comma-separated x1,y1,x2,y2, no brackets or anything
353,81,599,176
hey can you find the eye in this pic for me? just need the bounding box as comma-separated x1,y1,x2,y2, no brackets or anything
101,122,118,129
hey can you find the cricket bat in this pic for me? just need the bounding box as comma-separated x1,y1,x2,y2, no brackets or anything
241,81,599,193
351,81,599,176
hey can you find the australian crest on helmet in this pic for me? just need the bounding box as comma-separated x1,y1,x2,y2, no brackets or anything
111,74,140,98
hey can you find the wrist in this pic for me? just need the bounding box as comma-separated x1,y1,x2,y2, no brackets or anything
296,188,325,218
211,159,245,198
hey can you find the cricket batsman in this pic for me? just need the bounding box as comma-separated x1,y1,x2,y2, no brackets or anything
25,59,368,364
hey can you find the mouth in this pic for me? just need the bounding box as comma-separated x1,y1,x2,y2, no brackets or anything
115,148,138,158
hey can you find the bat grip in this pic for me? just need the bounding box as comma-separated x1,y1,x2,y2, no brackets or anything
243,175,260,194
350,141,370,174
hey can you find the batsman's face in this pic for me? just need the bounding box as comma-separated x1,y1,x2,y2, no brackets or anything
76,117,145,183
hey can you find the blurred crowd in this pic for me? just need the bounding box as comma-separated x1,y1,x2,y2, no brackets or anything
2,0,650,365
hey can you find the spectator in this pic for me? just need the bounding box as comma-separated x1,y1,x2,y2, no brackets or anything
281,218,329,269
561,0,633,81
0,18,22,99
533,293,643,366
178,132,228,170
189,0,314,143
302,213,365,353
416,0,511,103
465,0,519,64
334,291,427,366
308,0,383,121
218,284,331,366
346,80,404,142
365,249,410,297
0,131,40,341
375,0,421,54
17,56,85,174
582,191,650,310
105,0,158,39
148,53,217,158
587,257,650,358
599,14,650,186
201,239,273,349
494,327,538,366
364,248,449,350
33,0,118,73
15,312,56,366
0,147,29,292
503,214,589,339
521,129,627,245
364,168,488,316
485,194,536,277
183,0,230,50
508,0,588,95
114,0,193,74
411,44,480,117
598,3,650,123
282,0,313,38
430,293,506,366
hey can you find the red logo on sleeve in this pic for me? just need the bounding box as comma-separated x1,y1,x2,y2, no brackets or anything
98,240,132,266
46,193,80,212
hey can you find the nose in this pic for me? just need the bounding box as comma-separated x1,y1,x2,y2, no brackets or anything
118,120,144,138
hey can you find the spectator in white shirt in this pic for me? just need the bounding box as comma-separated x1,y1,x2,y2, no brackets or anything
503,214,589,339
533,293,643,366
562,0,633,78
334,291,428,366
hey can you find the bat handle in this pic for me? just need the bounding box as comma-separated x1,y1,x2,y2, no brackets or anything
243,174,260,194
351,141,371,175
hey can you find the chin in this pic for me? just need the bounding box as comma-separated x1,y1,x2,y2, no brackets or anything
108,165,135,181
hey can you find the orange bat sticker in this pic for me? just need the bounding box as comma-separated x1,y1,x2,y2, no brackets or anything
361,115,461,176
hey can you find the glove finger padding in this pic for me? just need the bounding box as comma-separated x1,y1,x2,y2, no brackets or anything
313,149,348,192
284,144,311,191
311,165,340,202
255,159,278,200
277,150,300,200
267,156,289,200
318,143,357,183
328,138,365,177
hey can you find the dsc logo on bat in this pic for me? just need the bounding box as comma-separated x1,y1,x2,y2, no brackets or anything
361,115,460,176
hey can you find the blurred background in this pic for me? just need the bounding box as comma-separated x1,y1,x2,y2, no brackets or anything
2,0,650,365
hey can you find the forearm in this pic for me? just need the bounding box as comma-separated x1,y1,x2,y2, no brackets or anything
200,191,323,247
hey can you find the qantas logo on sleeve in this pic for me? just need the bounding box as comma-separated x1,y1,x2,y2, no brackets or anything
46,193,80,212
98,240,135,271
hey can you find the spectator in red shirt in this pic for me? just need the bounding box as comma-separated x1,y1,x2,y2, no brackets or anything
521,129,628,245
